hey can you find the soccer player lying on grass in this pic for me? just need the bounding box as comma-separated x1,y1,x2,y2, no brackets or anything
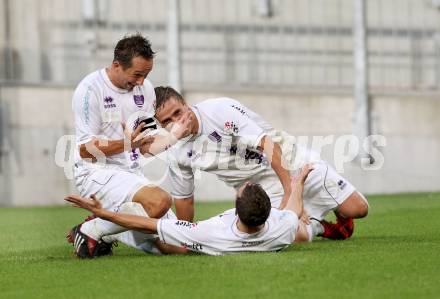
64,165,313,256
153,86,369,241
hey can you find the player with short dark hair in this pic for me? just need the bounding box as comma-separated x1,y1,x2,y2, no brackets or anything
113,33,155,69
155,86,185,110
67,34,192,259
153,86,369,241
235,183,271,227
65,165,314,256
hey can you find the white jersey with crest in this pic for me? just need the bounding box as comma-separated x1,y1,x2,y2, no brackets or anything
157,208,298,255
166,98,356,220
166,97,298,201
72,68,156,178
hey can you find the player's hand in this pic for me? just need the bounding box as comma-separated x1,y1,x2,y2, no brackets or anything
64,194,102,215
295,164,314,185
289,164,313,197
300,210,311,225
170,109,193,140
122,122,155,150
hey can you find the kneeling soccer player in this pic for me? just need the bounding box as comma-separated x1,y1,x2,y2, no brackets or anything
153,86,369,241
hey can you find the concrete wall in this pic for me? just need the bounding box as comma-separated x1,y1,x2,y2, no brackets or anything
2,0,440,90
0,85,439,206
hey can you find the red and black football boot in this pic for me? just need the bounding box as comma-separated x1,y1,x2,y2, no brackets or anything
69,224,100,259
66,215,96,245
66,215,114,258
335,213,354,239
320,220,351,240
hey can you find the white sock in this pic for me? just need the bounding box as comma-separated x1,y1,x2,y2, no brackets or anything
305,224,314,242
81,202,148,241
80,218,126,241
310,219,324,238
101,202,161,254
103,231,161,255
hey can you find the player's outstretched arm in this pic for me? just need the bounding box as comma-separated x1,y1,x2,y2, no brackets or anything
283,164,313,217
64,195,158,234
258,136,292,210
139,109,193,156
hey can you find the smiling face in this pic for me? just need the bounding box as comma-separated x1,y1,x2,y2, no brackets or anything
111,56,153,91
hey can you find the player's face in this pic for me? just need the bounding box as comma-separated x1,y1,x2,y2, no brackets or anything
114,56,153,91
155,97,190,129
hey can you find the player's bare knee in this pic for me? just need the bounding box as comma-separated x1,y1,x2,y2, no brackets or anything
354,192,369,218
149,190,172,218
357,200,369,218
133,186,172,218
338,191,369,219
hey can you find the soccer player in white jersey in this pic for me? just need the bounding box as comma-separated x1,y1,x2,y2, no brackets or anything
65,165,314,256
67,34,191,258
153,86,369,241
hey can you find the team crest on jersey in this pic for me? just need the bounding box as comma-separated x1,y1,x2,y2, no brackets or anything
103,96,116,109
208,131,222,143
224,121,239,134
133,95,144,108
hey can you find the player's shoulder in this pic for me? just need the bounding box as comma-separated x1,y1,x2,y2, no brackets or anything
76,69,103,90
194,97,248,123
269,208,298,223
73,69,103,99
213,208,236,224
218,208,236,217
195,97,241,110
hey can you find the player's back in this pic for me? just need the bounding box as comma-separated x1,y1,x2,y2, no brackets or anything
157,208,298,255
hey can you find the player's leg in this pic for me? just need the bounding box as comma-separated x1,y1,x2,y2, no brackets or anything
81,186,171,242
132,186,171,219
69,170,171,258
102,207,177,255
301,161,367,240
101,202,162,255
335,191,369,219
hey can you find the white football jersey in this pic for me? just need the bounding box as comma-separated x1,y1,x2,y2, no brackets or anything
72,69,156,177
157,208,298,255
166,98,298,202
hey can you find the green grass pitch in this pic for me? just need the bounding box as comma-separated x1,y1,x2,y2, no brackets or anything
1,193,440,299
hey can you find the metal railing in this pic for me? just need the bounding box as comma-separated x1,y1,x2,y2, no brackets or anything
0,0,439,93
